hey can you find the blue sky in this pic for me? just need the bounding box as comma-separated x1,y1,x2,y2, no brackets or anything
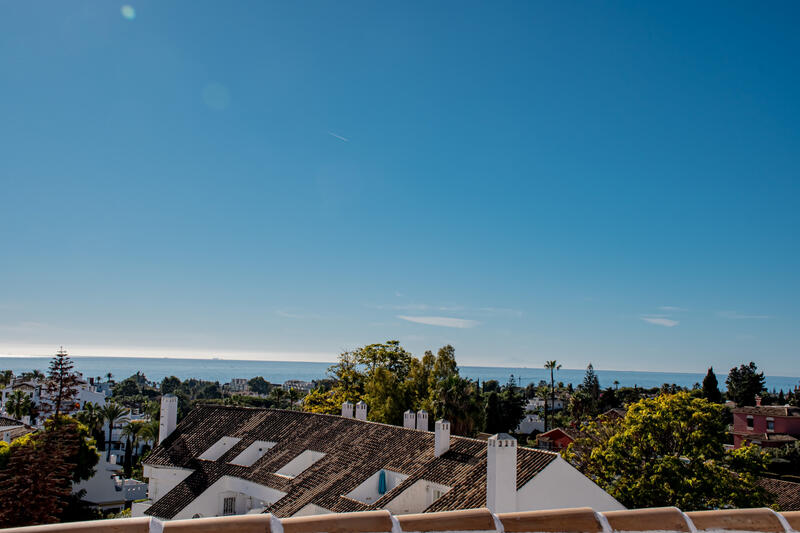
1,1,798,375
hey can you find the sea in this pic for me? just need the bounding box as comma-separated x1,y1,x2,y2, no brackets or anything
2,356,798,392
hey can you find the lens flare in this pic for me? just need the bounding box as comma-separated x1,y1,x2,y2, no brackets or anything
121,5,136,20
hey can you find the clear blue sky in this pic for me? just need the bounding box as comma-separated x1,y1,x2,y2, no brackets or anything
1,2,798,375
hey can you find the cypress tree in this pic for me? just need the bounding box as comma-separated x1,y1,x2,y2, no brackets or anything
702,367,722,403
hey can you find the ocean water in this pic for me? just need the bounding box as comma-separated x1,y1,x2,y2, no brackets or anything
2,356,798,392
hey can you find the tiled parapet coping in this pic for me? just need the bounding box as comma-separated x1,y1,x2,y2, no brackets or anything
2,507,800,533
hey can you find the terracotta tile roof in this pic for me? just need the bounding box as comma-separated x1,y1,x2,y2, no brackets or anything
759,478,800,511
1,426,35,441
733,432,798,443
144,406,557,519
3,506,800,533
734,406,800,417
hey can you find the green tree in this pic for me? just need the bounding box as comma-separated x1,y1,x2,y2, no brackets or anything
99,402,129,461
76,403,105,451
46,347,80,418
702,367,722,403
582,363,600,401
565,392,771,510
484,391,503,434
544,360,561,431
726,362,766,406
121,421,144,478
0,370,13,389
434,375,483,436
160,376,181,395
498,378,525,432
5,390,31,421
248,376,271,395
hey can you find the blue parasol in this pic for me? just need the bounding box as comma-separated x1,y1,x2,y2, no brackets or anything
378,469,387,495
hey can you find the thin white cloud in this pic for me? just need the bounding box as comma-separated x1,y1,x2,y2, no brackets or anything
328,131,349,142
275,311,320,319
397,315,479,329
718,311,770,320
659,306,687,312
641,317,679,327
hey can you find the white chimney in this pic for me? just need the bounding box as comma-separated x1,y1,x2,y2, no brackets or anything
416,410,429,431
341,401,354,418
403,410,416,429
22,415,30,425
486,433,517,513
158,394,178,444
355,400,367,421
434,419,450,457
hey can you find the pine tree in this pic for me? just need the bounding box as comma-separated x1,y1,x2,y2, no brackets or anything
583,363,600,401
0,430,76,527
702,367,722,403
726,362,766,407
46,347,80,419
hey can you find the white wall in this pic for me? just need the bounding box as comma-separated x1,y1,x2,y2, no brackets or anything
516,456,625,512
346,469,408,505
171,476,287,520
144,465,194,502
73,456,124,507
383,479,451,515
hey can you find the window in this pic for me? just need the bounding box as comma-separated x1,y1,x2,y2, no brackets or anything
746,416,754,430
767,418,775,432
223,496,236,516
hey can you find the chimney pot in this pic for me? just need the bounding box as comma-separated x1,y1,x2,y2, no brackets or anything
486,433,517,513
755,395,762,407
158,394,178,444
434,419,450,457
355,400,367,421
341,401,354,418
403,410,416,429
416,410,429,431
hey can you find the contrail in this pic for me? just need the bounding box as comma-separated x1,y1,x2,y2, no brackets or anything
328,131,349,142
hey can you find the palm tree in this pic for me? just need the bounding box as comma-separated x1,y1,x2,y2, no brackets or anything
100,402,129,461
31,369,45,381
140,419,159,445
0,370,13,388
77,402,105,447
122,421,145,477
106,372,113,383
613,380,619,391
544,360,561,432
5,390,31,420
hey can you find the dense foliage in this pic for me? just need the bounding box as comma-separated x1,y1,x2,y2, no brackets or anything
565,392,772,510
726,362,766,406
303,341,524,436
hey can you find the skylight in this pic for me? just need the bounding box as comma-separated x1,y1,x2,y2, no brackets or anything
275,450,326,478
198,436,241,461
229,440,277,467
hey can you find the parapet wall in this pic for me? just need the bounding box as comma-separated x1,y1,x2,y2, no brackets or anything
2,507,800,533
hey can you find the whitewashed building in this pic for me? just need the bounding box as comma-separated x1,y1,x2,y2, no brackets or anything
133,397,623,520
